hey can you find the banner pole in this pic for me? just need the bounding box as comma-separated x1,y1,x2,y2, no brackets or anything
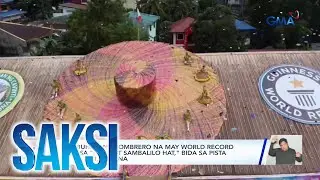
138,24,140,40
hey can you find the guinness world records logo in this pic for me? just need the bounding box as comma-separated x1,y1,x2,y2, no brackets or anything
0,70,24,118
259,65,320,124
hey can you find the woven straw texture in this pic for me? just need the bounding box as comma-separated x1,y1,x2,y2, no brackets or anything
43,41,226,177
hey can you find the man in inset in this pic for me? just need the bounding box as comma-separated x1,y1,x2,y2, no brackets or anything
268,136,302,165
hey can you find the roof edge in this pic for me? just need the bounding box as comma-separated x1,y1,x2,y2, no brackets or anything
0,27,26,42
0,21,54,30
201,51,320,56
173,173,320,179
0,9,26,17
59,3,88,10
0,55,82,60
0,172,319,179
0,177,119,180
128,11,160,19
1,51,320,60
170,17,195,33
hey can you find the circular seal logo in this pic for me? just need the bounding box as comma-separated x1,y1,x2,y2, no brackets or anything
259,65,320,124
0,70,24,118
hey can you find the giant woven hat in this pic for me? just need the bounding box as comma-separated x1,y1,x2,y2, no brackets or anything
43,41,227,176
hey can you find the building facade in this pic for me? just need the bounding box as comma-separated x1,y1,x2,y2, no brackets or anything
55,0,134,17
128,11,160,41
54,0,88,17
0,22,54,56
170,17,195,50
0,0,25,22
170,17,256,50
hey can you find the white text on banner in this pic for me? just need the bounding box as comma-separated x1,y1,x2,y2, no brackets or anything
118,140,266,165
17,139,268,166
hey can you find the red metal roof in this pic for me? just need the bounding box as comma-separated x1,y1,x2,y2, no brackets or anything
0,21,53,41
170,17,195,33
59,3,87,10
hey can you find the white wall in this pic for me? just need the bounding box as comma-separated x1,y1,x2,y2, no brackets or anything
62,7,77,14
53,7,74,17
148,23,157,41
173,33,176,45
228,0,241,5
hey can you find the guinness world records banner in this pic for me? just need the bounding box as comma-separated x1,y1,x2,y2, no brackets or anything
258,65,320,124
0,70,24,118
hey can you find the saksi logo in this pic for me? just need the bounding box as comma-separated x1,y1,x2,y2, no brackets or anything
266,10,300,27
11,123,119,172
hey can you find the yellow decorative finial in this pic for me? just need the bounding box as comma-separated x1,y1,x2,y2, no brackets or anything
184,109,192,131
57,101,67,119
51,80,61,99
74,60,87,76
156,133,171,140
123,166,129,179
195,65,210,82
197,85,213,106
184,52,192,65
75,113,81,122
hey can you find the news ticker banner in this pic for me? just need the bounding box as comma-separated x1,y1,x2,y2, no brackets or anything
17,139,274,166
11,123,303,172
119,140,267,165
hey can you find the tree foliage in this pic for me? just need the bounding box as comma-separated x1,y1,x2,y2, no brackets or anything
137,0,197,43
14,0,53,20
137,0,243,52
52,0,62,8
137,0,168,20
158,21,173,43
193,5,244,52
30,36,62,56
198,0,217,13
246,0,316,49
164,0,197,22
59,0,148,55
137,0,196,22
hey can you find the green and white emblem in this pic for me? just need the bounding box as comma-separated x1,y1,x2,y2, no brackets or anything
0,70,24,118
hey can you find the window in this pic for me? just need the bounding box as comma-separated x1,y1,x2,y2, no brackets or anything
177,33,184,40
